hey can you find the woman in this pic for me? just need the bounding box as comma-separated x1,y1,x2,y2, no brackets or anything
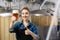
9,7,39,40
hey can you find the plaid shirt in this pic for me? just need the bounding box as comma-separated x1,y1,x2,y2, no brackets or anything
9,21,38,40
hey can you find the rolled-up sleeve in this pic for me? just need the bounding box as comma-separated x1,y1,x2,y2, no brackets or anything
9,22,19,33
32,25,38,35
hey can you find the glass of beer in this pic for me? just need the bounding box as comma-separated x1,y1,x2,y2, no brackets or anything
12,10,19,21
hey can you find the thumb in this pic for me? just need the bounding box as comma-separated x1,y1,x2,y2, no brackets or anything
25,27,28,29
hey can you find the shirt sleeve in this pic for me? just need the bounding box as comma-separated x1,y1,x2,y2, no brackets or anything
32,25,38,35
9,22,20,33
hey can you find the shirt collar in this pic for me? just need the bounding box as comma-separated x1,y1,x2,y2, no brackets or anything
21,20,31,28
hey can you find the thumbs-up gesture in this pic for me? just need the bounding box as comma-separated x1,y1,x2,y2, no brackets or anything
25,28,31,35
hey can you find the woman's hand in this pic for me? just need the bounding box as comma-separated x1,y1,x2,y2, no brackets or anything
25,29,31,35
25,29,38,40
11,16,16,22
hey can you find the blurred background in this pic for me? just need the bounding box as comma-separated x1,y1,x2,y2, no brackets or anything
0,0,60,40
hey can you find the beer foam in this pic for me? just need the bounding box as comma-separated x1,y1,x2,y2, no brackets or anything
12,10,19,13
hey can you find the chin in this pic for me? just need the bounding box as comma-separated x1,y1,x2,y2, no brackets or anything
23,19,28,21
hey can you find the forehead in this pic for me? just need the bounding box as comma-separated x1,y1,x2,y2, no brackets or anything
21,9,29,13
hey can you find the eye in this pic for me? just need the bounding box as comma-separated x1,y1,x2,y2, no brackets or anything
25,12,28,14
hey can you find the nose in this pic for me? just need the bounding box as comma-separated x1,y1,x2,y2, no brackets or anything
24,13,28,16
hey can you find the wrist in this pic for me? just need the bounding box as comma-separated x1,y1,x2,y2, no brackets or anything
29,31,33,35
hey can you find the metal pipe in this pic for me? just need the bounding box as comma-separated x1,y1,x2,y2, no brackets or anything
40,0,47,10
46,0,60,40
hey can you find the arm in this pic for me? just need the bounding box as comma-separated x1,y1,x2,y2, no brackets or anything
25,25,39,40
9,21,19,33
9,16,17,33
29,30,38,40
9,21,16,33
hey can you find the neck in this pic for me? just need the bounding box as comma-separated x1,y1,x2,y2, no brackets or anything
23,20,29,28
23,20,28,23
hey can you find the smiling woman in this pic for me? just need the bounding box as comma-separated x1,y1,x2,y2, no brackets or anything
9,7,39,40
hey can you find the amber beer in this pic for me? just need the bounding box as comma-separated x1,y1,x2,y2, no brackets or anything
12,10,19,21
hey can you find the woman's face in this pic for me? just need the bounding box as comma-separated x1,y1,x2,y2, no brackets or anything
21,9,30,21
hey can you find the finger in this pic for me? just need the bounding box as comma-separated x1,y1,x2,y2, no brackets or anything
25,30,28,35
11,16,16,21
25,27,28,30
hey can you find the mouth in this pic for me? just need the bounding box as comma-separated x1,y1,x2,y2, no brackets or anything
23,16,28,18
